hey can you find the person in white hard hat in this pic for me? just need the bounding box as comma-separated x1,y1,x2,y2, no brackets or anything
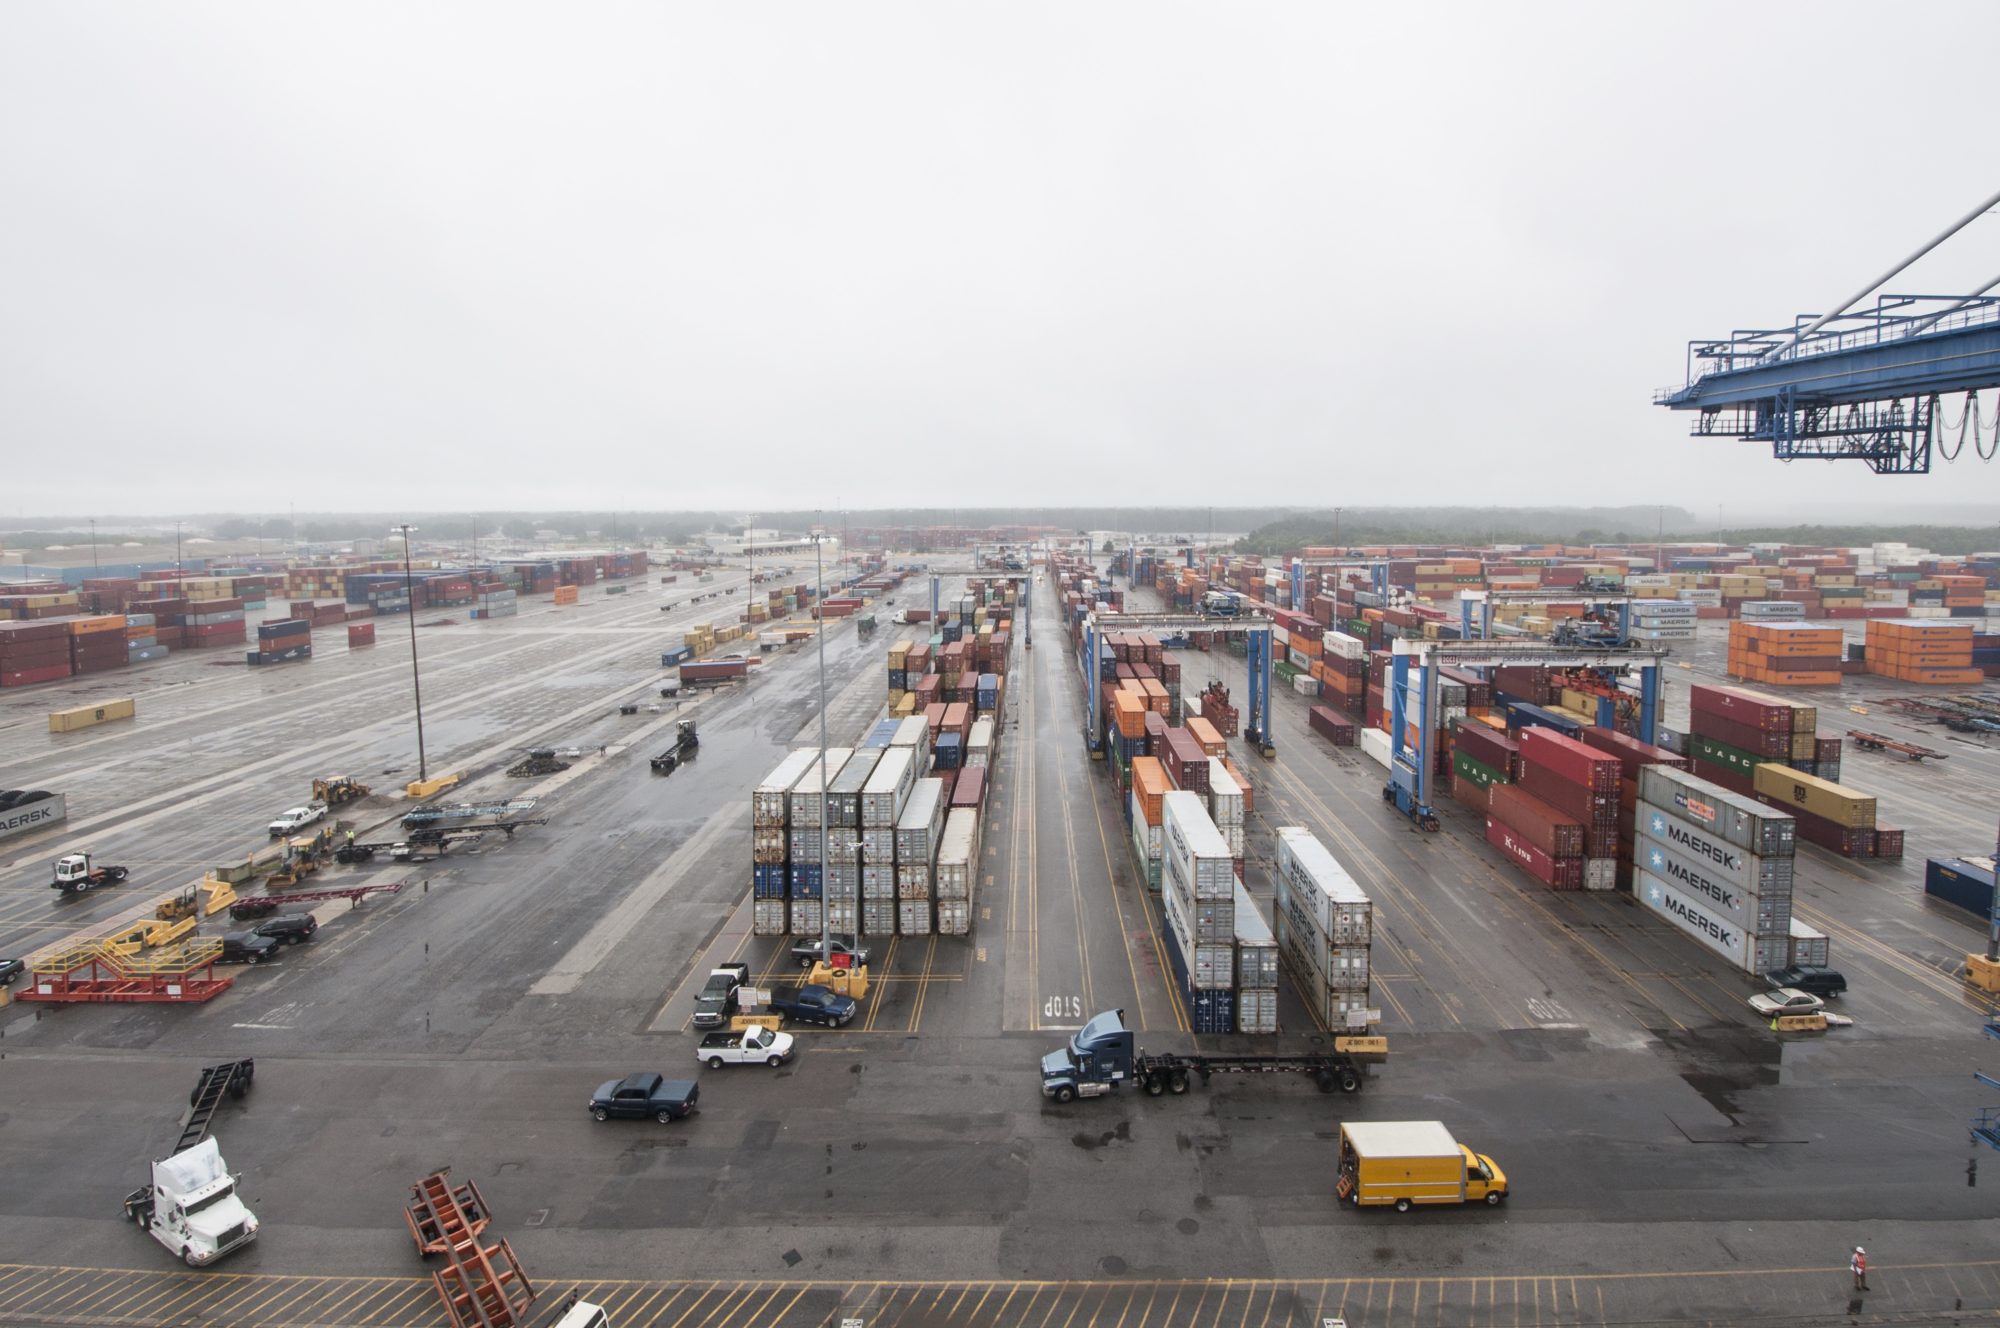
1850,1246,1869,1292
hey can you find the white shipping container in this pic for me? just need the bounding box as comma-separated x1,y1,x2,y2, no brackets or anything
1233,881,1279,989
896,863,932,900
1635,868,1752,969
1163,883,1235,987
1326,944,1372,991
1274,900,1324,986
894,779,947,862
967,717,995,766
1324,630,1365,661
1234,986,1279,1035
936,898,971,935
752,898,789,936
1361,726,1392,768
753,749,821,824
861,827,896,861
1275,827,1372,942
827,749,882,827
826,902,858,934
1206,759,1244,827
1162,791,1234,900
788,749,854,829
1219,825,1246,860
787,827,823,862
861,863,896,899
790,898,823,936
1129,795,1162,860
1583,858,1619,891
861,899,898,937
1787,918,1830,968
861,746,920,828
892,715,931,749
898,899,933,935
934,808,979,900
753,824,787,864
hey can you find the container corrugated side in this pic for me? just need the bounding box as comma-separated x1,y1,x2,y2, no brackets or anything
934,808,979,900
1637,765,1795,858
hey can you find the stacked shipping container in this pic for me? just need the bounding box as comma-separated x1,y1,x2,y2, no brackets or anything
1633,765,1799,976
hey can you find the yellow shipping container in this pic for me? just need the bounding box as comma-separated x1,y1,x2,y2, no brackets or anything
49,697,137,732
1751,765,1876,829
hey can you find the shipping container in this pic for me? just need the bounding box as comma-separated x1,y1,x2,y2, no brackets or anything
1274,826,1372,942
1924,857,1995,919
1749,764,1877,830
1631,827,1791,935
1634,801,1796,897
1636,766,1795,858
934,808,979,900
1162,791,1234,901
754,749,821,824
1634,869,1754,969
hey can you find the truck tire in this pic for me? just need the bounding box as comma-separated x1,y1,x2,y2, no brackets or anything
1315,1071,1336,1094
1394,1198,1412,1213
1486,1191,1504,1205
1052,1085,1076,1104
657,1109,679,1124
1145,1074,1166,1096
708,1056,726,1070
593,1107,609,1121
1338,1068,1360,1093
1168,1071,1189,1095
766,1055,783,1067
182,1246,202,1266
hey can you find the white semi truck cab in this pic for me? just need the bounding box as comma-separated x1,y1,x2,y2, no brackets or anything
124,1137,259,1266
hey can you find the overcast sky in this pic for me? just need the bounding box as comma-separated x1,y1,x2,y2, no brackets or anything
5,3,2000,517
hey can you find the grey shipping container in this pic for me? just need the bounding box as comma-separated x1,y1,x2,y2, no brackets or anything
788,749,854,829
0,791,67,842
935,808,979,900
826,749,883,828
861,746,920,828
1635,801,1796,895
895,779,947,863
1232,881,1279,989
752,898,788,936
1637,765,1796,859
752,751,819,825
1632,826,1791,935
898,899,933,935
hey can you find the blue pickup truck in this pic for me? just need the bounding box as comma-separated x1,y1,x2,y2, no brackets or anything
768,983,857,1028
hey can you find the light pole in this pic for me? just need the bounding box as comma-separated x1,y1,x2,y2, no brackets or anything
392,524,429,783
811,522,832,961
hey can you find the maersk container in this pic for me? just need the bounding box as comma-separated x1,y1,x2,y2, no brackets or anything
1232,881,1279,989
1637,765,1795,859
1275,826,1372,943
826,749,882,828
1162,791,1233,901
934,809,978,901
861,746,919,828
1634,868,1754,970
788,749,854,829
894,778,946,863
0,791,66,843
1633,801,1795,897
1925,856,1997,919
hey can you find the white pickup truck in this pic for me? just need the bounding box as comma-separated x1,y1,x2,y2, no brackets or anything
267,803,327,837
695,1024,796,1069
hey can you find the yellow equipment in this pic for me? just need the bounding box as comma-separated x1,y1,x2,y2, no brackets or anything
405,773,462,799
200,875,238,916
155,888,199,922
312,776,371,805
807,962,870,1000
1967,955,2000,993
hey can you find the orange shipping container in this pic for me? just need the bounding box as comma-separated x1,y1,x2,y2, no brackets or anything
1130,757,1170,825
1186,716,1226,756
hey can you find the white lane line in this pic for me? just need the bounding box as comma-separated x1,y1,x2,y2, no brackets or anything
526,800,740,997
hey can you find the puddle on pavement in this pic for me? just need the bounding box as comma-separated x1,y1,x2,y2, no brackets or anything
1654,1028,1782,1117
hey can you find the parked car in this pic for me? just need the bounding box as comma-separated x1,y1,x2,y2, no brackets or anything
790,934,871,970
768,983,857,1028
589,1073,699,1123
252,915,318,946
1748,987,1824,1018
0,957,24,986
267,803,327,837
1764,966,1846,1000
218,932,281,965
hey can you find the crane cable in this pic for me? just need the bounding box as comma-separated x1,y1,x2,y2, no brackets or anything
1933,390,2000,463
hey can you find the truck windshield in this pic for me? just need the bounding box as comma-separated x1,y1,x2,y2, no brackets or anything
183,1181,236,1215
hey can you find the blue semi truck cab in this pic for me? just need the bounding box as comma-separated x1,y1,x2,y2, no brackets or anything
1041,1008,1383,1103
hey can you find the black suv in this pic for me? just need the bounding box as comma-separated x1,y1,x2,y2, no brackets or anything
219,931,281,965
0,957,24,986
1764,965,1846,999
253,915,318,945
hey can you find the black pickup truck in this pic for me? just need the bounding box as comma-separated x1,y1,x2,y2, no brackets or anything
589,1073,699,1123
691,962,751,1029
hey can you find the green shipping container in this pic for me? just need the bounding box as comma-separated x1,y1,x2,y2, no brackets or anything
1689,734,1763,780
1453,749,1507,790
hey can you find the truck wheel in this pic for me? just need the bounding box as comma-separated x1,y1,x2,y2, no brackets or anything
766,1055,783,1067
592,1107,609,1122
1394,1198,1412,1213
708,1056,725,1070
657,1110,679,1124
1053,1085,1076,1104
1338,1069,1360,1094
1168,1071,1189,1095
1315,1071,1336,1094
1486,1191,1504,1205
182,1246,201,1266
1145,1074,1166,1097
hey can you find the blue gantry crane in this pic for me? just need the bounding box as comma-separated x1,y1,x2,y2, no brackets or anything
1657,188,2000,474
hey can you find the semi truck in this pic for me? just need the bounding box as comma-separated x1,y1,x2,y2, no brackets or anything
1334,1121,1507,1211
123,1061,260,1266
1039,1008,1384,1102
51,851,130,894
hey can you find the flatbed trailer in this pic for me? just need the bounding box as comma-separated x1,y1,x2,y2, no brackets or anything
1846,729,1950,761
230,881,404,919
1041,1008,1386,1101
401,799,538,829
1129,1047,1380,1096
178,1060,254,1152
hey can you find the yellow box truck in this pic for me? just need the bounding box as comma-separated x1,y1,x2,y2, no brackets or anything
1335,1121,1507,1211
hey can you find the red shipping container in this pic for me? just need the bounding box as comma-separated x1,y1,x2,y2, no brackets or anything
1687,710,1791,759
1518,762,1616,828
1486,783,1585,858
1485,817,1584,889
348,623,376,647
1453,724,1520,780
1577,726,1688,779
1,663,72,686
1518,727,1620,793
950,766,987,809
1873,826,1905,860
1453,773,1490,812
1688,756,1756,797
1308,705,1355,746
1689,683,1792,732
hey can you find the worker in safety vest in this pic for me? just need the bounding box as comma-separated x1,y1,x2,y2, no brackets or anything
1850,1246,1868,1292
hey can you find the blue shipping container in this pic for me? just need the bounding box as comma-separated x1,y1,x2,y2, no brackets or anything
861,719,900,749
787,864,823,898
754,863,787,899
1161,926,1235,1034
1925,856,1996,919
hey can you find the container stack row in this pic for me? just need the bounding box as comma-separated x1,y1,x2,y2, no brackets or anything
1481,727,1621,892
1273,826,1374,1030
1633,764,1807,976
1728,621,1842,687
1864,619,1984,685
246,618,311,666
1684,683,1900,861
1159,791,1240,1034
